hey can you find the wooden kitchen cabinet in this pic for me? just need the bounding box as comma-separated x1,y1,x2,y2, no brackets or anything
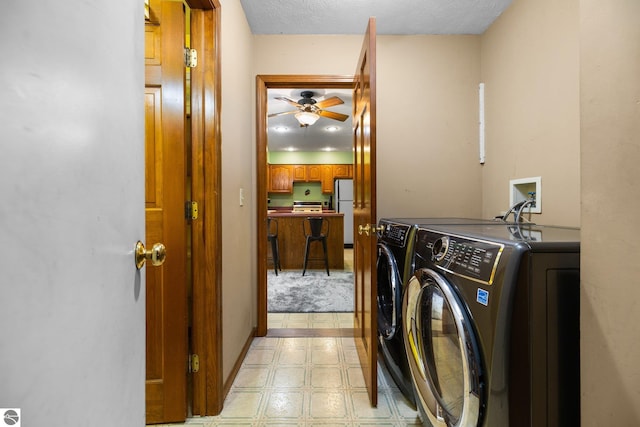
292,165,307,181
321,165,334,194
307,165,322,181
292,164,322,182
266,212,344,270
268,164,293,193
333,164,353,178
267,163,353,194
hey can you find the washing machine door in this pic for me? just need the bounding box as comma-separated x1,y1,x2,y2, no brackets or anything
403,268,484,427
377,243,402,339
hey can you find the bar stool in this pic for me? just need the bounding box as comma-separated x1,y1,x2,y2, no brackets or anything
267,217,281,275
302,216,330,276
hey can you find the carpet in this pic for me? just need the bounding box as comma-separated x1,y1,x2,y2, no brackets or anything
267,270,354,313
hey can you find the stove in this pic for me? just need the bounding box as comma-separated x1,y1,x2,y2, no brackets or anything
292,201,323,213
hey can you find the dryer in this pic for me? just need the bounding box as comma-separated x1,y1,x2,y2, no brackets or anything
402,223,580,427
376,218,512,407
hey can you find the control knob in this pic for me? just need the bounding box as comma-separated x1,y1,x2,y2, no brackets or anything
432,236,449,262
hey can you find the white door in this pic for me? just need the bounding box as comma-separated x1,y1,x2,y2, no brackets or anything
0,2,146,426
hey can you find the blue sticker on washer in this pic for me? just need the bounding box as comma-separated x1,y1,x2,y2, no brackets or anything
477,288,489,306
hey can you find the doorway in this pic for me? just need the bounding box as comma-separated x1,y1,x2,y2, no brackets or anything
256,75,354,337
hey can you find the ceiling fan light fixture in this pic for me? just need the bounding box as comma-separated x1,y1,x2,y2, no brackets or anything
295,111,320,126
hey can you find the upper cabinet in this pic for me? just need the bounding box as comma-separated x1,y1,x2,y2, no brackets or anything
267,164,352,194
292,165,306,181
321,165,334,193
292,164,323,182
269,165,293,193
307,165,322,181
333,164,353,179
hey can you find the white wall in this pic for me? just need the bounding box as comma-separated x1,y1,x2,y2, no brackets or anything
580,0,640,423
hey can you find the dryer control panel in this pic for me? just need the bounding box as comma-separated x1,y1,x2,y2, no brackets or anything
415,228,504,285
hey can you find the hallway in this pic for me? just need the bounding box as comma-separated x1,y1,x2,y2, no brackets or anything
148,249,421,425
150,322,420,426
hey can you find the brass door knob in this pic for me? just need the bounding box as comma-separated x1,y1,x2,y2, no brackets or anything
135,241,167,270
358,223,371,236
371,224,385,233
358,224,384,237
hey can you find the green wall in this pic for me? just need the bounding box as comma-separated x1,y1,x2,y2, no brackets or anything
268,181,334,208
267,151,353,164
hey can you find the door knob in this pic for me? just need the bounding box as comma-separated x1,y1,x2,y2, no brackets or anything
371,224,385,234
135,241,167,270
358,224,385,237
358,223,371,236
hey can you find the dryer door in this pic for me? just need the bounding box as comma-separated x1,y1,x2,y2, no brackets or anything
404,268,484,427
376,243,402,339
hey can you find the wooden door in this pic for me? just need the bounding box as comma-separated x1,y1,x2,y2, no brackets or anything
353,17,378,406
144,0,188,423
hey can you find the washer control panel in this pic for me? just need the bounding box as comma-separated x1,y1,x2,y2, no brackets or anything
416,229,504,285
379,221,412,247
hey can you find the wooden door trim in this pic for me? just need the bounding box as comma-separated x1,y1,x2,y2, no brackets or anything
186,0,223,416
256,75,354,336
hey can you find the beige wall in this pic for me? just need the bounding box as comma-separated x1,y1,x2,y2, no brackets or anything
253,35,362,75
480,0,581,226
580,0,640,423
253,34,483,219
376,36,482,218
219,0,256,381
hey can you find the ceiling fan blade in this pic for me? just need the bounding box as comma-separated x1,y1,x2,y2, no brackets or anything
315,96,344,109
318,110,349,122
275,96,302,108
268,110,298,118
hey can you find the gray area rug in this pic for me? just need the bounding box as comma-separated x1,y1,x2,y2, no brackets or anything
267,270,354,313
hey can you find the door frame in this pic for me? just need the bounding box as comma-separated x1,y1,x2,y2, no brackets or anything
185,0,223,416
255,75,354,336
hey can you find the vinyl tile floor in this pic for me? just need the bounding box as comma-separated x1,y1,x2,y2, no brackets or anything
150,315,421,427
150,250,421,426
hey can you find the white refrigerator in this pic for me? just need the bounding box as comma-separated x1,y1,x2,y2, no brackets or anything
334,179,354,246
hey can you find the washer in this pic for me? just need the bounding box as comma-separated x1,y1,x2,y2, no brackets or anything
402,223,580,426
376,218,512,406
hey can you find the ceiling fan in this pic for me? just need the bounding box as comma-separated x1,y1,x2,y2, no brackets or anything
268,91,349,126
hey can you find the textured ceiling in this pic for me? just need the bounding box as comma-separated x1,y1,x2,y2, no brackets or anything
240,0,513,35
251,0,514,152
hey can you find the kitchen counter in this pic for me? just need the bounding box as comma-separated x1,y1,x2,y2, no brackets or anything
267,210,341,216
267,212,344,270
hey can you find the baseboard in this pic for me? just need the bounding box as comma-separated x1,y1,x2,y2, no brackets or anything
223,326,256,398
